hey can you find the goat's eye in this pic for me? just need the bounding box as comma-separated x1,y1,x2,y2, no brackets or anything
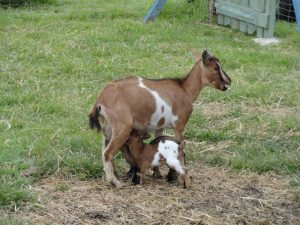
214,67,219,71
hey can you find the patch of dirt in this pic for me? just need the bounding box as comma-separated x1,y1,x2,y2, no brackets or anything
12,163,300,225
193,102,231,118
194,101,299,119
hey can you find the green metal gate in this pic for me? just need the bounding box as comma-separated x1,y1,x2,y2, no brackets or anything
215,0,278,37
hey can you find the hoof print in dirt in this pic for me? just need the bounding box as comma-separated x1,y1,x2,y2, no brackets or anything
236,219,247,225
85,211,110,221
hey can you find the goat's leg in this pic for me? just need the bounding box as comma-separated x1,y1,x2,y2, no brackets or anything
178,152,191,188
131,165,140,184
152,129,164,178
181,170,191,189
166,124,186,182
120,144,137,178
102,126,132,188
137,166,147,186
173,124,192,188
137,172,144,185
152,167,163,179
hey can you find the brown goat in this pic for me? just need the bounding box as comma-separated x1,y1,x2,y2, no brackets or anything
126,131,188,187
89,50,231,188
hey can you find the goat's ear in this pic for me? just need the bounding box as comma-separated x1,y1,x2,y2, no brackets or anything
202,49,213,65
130,130,136,136
126,138,131,145
140,131,151,140
190,49,201,62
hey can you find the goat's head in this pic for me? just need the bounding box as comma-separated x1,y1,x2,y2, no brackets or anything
193,50,231,91
126,130,146,147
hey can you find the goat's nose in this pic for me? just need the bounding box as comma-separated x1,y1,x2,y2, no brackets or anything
224,84,230,90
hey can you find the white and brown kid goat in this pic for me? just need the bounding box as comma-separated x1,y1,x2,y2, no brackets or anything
126,131,188,187
89,50,231,188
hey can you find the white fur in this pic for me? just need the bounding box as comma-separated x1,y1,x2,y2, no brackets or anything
151,140,185,175
138,78,178,129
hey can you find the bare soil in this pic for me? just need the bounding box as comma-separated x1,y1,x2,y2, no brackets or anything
12,163,300,225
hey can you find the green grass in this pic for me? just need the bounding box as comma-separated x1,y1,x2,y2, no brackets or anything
0,216,32,225
1,0,300,210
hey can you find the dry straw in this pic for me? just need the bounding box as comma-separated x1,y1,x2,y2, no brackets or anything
13,162,300,225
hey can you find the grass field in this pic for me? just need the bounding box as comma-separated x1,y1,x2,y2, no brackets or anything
1,0,300,220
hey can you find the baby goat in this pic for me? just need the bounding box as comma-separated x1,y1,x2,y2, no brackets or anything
126,131,189,188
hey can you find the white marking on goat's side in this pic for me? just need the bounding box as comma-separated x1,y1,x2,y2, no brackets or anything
217,63,229,84
138,78,178,129
151,140,184,175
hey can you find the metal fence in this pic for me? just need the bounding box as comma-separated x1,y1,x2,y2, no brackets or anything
0,0,48,8
276,0,296,22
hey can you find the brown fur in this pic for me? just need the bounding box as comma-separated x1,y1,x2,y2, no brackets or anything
157,117,165,127
89,50,231,188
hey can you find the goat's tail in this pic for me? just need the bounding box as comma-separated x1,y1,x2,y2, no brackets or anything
89,105,102,132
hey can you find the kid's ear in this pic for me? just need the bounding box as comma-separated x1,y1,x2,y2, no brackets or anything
202,49,213,66
130,129,138,136
139,131,151,140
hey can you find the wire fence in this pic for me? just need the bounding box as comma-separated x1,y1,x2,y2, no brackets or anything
277,0,296,22
208,0,297,23
0,0,50,8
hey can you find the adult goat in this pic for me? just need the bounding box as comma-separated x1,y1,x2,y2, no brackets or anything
89,50,231,188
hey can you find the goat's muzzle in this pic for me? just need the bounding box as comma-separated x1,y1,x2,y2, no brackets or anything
222,73,231,91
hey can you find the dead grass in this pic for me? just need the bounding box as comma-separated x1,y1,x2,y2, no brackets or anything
9,163,300,225
194,101,297,119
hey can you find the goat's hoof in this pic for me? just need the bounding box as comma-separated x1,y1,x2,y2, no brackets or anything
115,182,125,189
183,176,192,189
111,180,124,189
152,172,163,179
132,175,140,185
166,171,178,183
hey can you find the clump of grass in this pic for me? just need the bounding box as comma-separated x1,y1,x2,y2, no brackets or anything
289,174,300,206
0,217,32,225
0,183,34,208
55,182,69,192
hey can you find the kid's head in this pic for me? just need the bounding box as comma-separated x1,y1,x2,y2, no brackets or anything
126,130,150,146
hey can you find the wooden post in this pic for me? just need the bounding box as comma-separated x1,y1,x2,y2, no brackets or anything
264,0,277,37
208,0,214,23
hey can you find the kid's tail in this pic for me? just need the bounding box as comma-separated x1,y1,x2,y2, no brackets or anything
89,105,101,131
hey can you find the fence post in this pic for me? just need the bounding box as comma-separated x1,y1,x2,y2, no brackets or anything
144,0,167,23
264,0,277,37
292,0,300,32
